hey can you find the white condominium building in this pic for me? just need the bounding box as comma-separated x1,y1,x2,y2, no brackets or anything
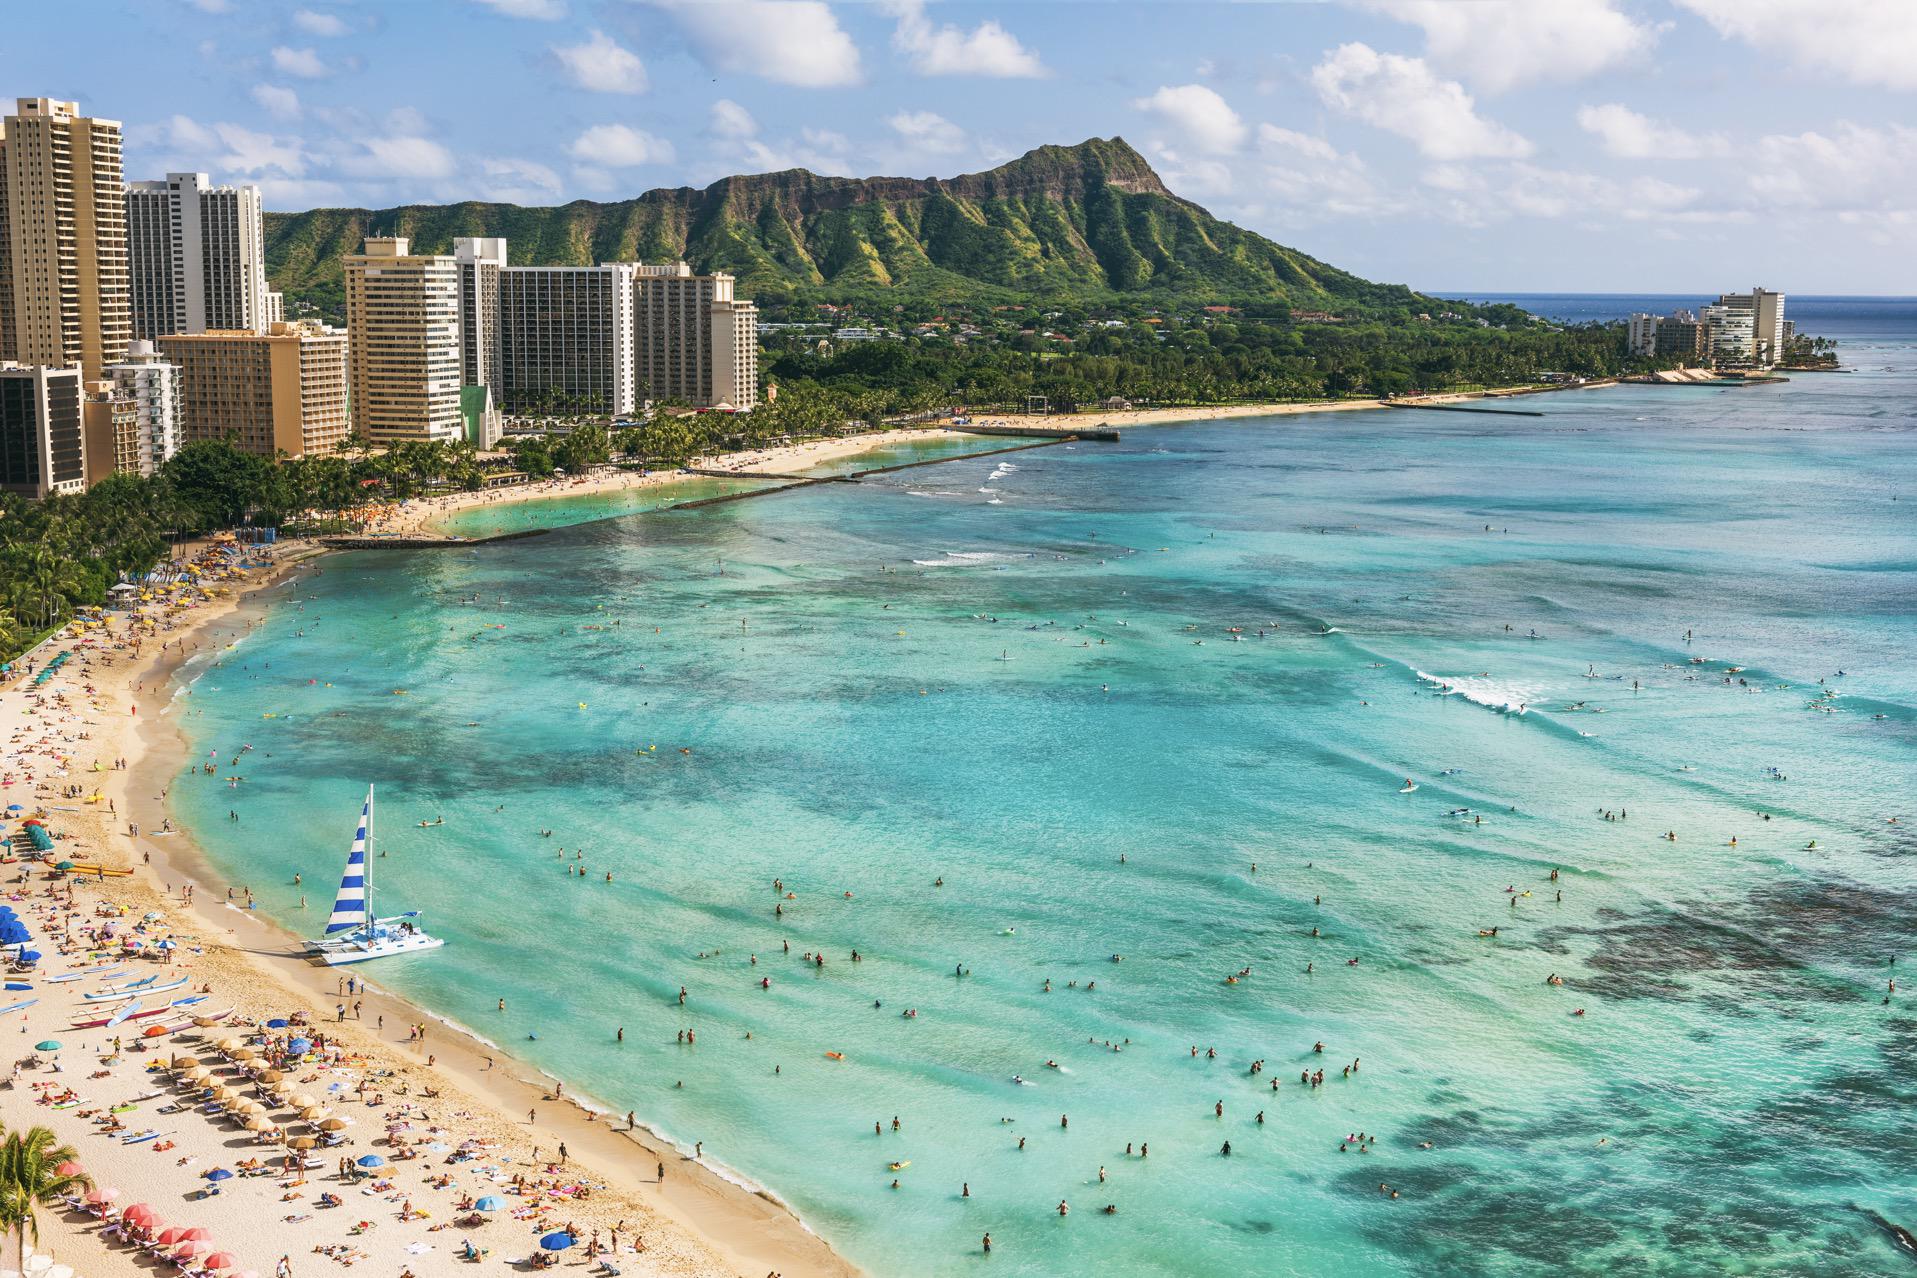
496,262,636,418
454,237,505,392
126,172,270,341
344,236,463,443
106,339,181,476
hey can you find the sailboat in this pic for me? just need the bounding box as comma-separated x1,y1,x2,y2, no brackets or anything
307,786,445,966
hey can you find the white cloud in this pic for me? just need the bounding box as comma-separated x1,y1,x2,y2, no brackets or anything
553,29,648,94
654,1,861,88
145,115,309,177
1257,124,1341,164
709,99,758,139
885,0,1045,78
1311,43,1531,160
1676,0,1917,92
250,84,302,121
567,123,676,167
1356,0,1655,93
1576,104,1726,159
481,156,563,202
344,136,458,180
185,0,232,12
1132,84,1247,155
1230,124,1403,223
292,8,348,37
886,110,966,156
270,46,328,79
473,0,565,18
1751,122,1917,210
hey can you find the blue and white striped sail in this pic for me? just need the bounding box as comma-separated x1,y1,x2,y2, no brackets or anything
324,788,373,935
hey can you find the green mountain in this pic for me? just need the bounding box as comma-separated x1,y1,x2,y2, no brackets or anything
262,137,1431,316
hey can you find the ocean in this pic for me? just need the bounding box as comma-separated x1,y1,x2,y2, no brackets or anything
166,297,1917,1276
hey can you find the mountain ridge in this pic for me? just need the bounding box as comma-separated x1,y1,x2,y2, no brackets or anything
262,137,1434,314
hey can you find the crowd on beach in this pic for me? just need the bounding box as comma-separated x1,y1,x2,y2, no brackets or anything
0,540,755,1277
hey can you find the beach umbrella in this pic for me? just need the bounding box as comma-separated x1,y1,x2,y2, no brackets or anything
19,950,41,963
172,1240,210,1260
34,1040,60,1052
287,1037,312,1054
259,1068,283,1082
84,1187,119,1204
216,1038,242,1052
24,1255,52,1273
230,1047,257,1061
170,1055,197,1069
203,1169,233,1183
122,1203,157,1227
53,1161,82,1177
265,1018,289,1029
472,1196,503,1212
539,1232,575,1252
289,1136,315,1151
157,1227,188,1245
192,1013,224,1027
355,1154,385,1168
299,1106,327,1121
318,1117,346,1131
288,1093,316,1109
245,1117,276,1133
203,1253,240,1271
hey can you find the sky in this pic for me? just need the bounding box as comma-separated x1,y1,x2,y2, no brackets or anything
6,0,1916,294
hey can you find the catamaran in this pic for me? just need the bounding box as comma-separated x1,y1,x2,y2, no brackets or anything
307,786,444,966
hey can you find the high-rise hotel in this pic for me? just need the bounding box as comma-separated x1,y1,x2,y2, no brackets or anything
0,98,130,381
126,172,270,340
344,237,464,444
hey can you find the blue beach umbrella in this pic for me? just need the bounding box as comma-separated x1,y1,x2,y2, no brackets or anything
265,1018,289,1028
287,1038,312,1054
19,951,40,963
35,1040,60,1052
204,1168,234,1182
539,1232,574,1251
0,923,31,944
472,1196,503,1212
355,1155,385,1168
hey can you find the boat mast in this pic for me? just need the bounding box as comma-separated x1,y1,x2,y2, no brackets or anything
362,784,375,941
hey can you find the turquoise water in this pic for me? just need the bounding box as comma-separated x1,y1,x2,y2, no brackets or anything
168,320,1917,1275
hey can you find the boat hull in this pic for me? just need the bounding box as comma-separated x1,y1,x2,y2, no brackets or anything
309,932,445,966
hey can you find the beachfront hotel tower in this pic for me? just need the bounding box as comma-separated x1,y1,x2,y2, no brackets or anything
126,172,270,341
0,98,131,381
159,321,350,459
344,236,464,444
496,262,637,419
632,263,759,409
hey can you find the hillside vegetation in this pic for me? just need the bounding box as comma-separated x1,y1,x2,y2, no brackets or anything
262,137,1442,316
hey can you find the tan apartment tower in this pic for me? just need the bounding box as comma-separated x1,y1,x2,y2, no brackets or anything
344,236,462,443
0,99,130,379
159,321,350,458
631,263,758,408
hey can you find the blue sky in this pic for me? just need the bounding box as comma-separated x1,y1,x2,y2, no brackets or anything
7,0,1915,293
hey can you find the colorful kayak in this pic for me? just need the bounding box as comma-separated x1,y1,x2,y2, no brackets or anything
71,995,207,1030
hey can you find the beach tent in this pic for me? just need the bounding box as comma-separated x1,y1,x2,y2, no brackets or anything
473,1196,503,1212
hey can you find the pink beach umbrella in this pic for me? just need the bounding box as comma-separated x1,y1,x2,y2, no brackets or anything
84,1187,119,1204
121,1203,158,1228
178,1227,213,1242
172,1240,211,1260
202,1254,240,1271
54,1161,83,1177
158,1227,188,1246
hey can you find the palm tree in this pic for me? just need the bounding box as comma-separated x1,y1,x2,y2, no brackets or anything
0,1125,90,1272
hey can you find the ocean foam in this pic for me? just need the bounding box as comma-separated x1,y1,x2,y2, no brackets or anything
910,551,1036,568
1415,670,1547,715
